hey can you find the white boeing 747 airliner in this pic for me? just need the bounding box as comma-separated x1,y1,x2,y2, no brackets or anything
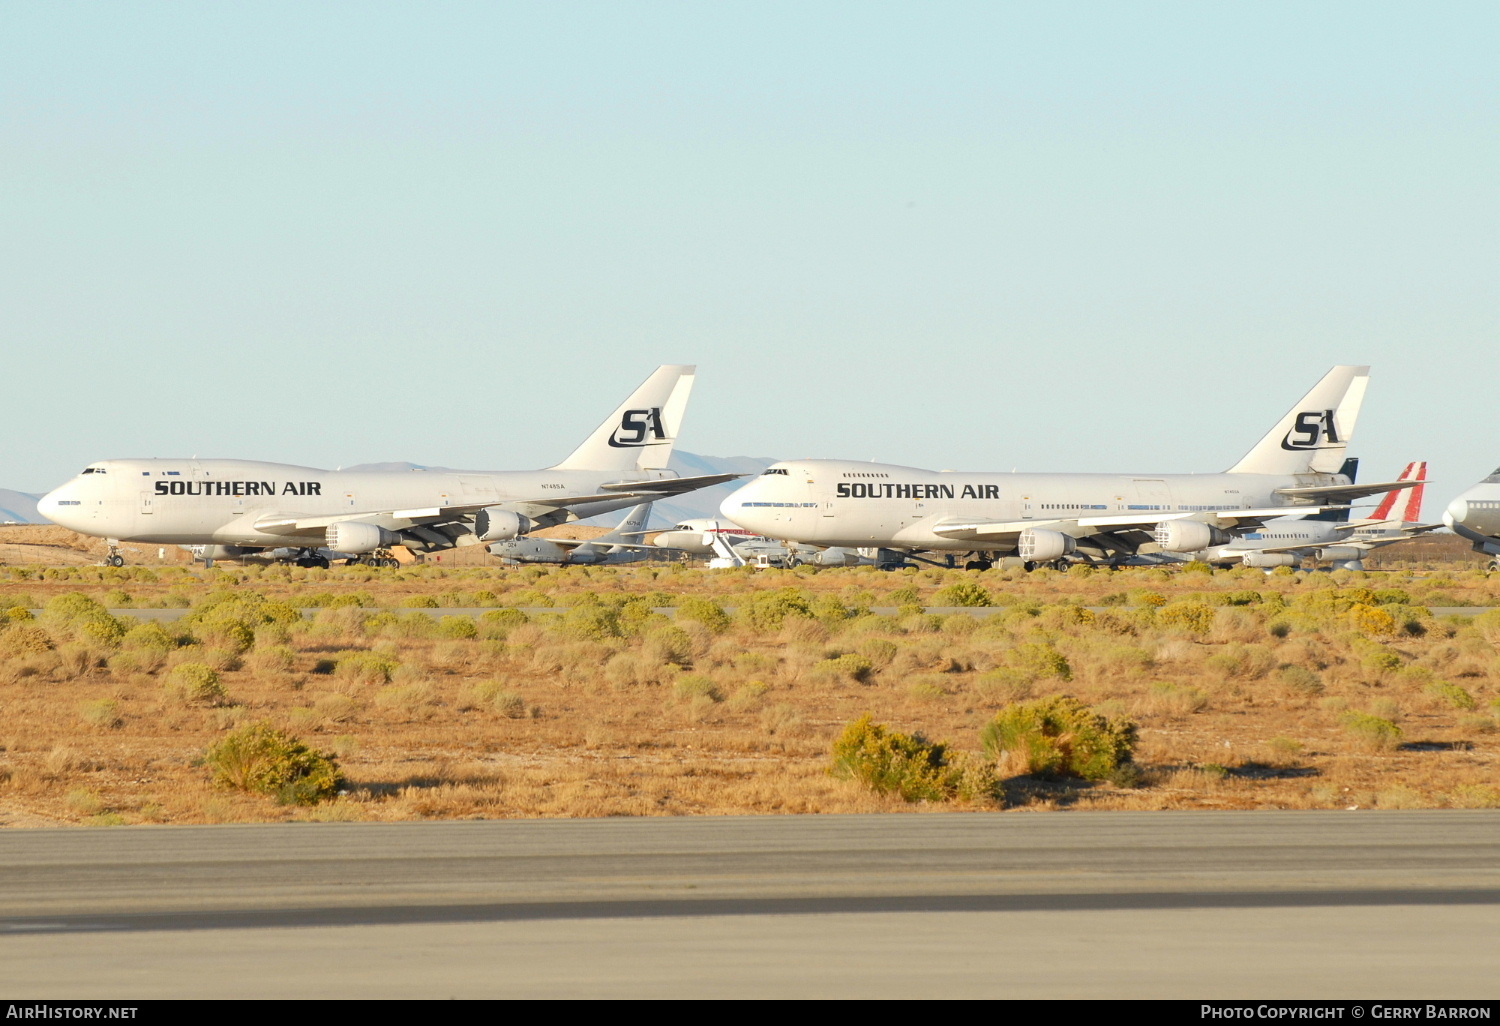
39,365,738,567
722,366,1419,570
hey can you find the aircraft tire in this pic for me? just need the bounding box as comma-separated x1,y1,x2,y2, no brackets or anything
106,555,124,568
1051,560,1069,572
1023,561,1038,572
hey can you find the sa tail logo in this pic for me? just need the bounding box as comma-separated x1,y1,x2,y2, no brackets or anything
1280,409,1341,451
609,408,667,448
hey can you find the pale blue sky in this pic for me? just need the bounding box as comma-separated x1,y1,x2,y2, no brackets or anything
2,2,1495,503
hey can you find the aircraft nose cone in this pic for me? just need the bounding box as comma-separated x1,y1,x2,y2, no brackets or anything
36,488,68,525
1445,497,1469,527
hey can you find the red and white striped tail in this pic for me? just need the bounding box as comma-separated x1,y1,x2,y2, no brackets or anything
1371,461,1427,523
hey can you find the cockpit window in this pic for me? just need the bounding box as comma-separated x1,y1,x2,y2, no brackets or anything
81,467,105,475
761,468,789,476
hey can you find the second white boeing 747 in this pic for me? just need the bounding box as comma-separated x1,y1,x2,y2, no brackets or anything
722,366,1420,570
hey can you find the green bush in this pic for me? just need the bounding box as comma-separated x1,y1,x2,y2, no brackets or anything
478,608,529,639
675,597,731,633
165,662,227,704
1425,682,1476,710
1156,601,1215,634
738,588,815,632
673,674,722,703
0,624,54,655
1006,642,1072,682
980,695,1137,780
642,624,695,666
335,651,399,685
829,715,995,803
1276,664,1324,695
1348,603,1399,638
1343,712,1402,752
400,595,441,608
888,586,922,607
558,605,622,641
437,615,478,640
933,581,992,607
1360,647,1403,674
811,653,874,683
204,722,343,804
40,594,126,647
121,622,179,651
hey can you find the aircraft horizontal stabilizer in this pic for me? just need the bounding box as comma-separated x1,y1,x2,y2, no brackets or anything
1273,480,1424,503
597,473,742,496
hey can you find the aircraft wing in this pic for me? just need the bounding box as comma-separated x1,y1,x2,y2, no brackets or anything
1274,480,1423,503
929,506,1352,543
536,537,659,550
254,492,645,535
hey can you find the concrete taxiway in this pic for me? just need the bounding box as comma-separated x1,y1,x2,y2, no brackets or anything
0,811,1497,998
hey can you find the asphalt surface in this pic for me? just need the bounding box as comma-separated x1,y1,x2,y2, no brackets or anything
1,811,1497,997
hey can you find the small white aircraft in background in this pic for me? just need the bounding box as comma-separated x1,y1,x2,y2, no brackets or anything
651,518,764,555
1163,460,1438,570
1443,464,1500,570
39,366,739,568
488,503,663,566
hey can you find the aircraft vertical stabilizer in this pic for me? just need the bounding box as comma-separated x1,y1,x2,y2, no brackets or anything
1370,461,1426,523
1225,365,1370,476
551,365,697,472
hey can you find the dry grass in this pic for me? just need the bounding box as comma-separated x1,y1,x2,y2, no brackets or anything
0,559,1498,824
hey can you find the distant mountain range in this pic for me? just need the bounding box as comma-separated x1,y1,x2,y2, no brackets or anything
0,489,40,524
3,453,775,527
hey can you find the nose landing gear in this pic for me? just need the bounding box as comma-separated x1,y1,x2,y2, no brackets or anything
102,540,125,567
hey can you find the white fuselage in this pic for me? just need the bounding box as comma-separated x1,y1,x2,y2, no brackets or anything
651,518,763,555
1444,478,1500,553
722,460,1348,553
39,458,678,549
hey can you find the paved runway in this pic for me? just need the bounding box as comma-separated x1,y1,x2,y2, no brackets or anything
1,811,1496,997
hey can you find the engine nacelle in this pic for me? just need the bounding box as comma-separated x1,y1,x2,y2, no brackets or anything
1241,551,1299,568
1153,521,1230,553
474,509,531,543
1315,546,1364,563
1018,528,1076,562
189,544,247,561
811,547,860,567
326,522,400,554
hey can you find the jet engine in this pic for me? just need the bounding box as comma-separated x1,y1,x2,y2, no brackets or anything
811,547,860,567
1241,551,1299,568
474,509,531,543
326,522,400,554
1315,546,1364,563
1153,521,1229,553
190,545,251,561
1018,528,1076,562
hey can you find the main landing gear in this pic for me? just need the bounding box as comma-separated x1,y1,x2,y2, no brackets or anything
342,549,400,568
290,548,331,569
